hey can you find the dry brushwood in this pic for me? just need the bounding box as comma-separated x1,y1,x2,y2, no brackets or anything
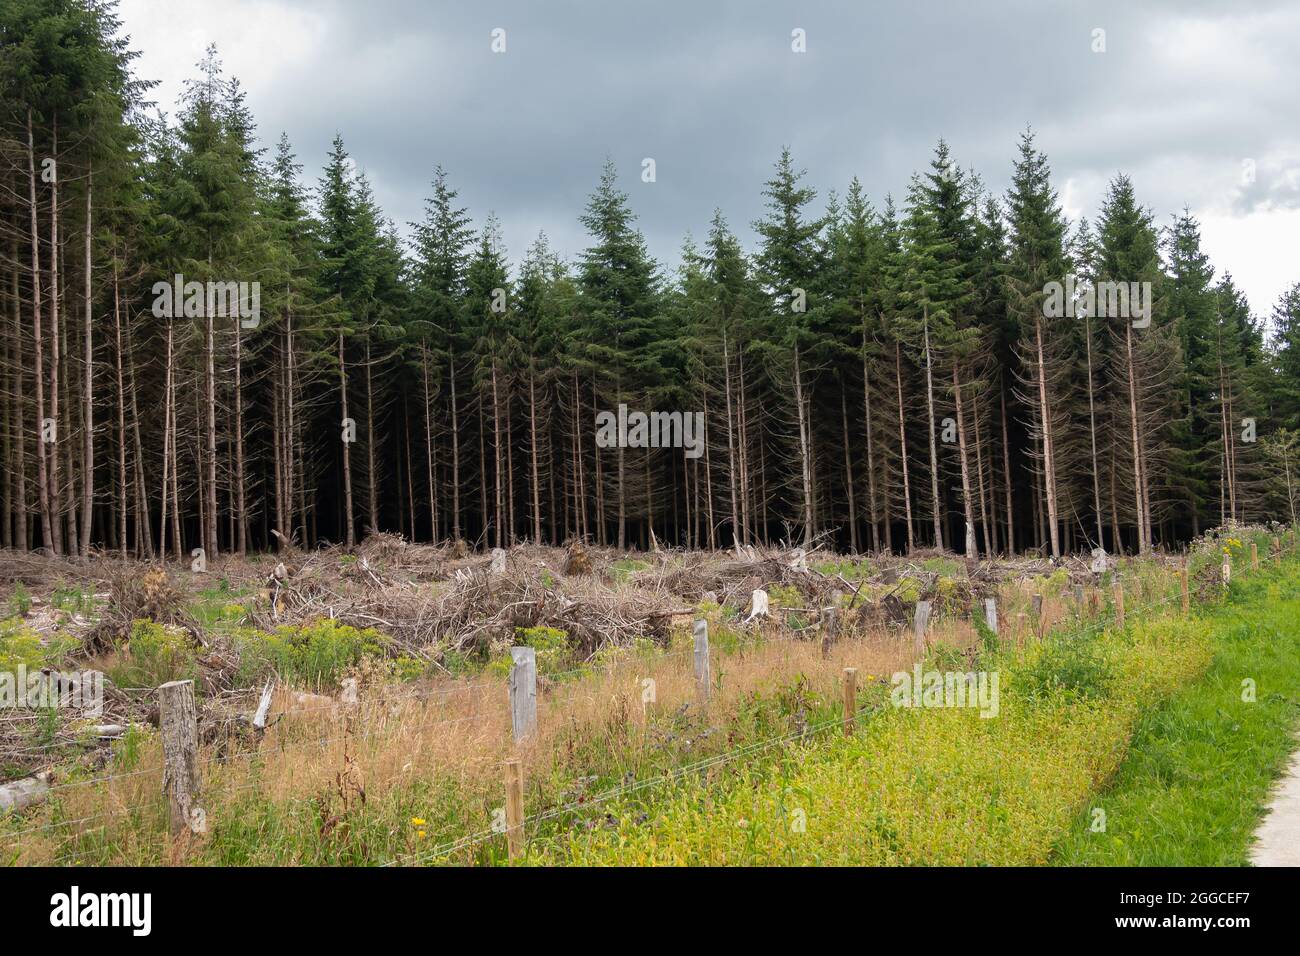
564,540,593,575
86,566,200,650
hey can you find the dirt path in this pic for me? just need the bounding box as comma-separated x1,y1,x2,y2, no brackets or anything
1250,742,1300,866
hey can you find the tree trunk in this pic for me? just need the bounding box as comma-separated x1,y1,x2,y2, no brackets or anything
79,167,94,554
234,314,246,555
921,311,942,549
528,363,542,543
449,346,461,541
793,345,814,548
1033,317,1061,558
841,384,858,552
1123,323,1148,554
894,339,915,552
26,113,56,553
112,263,129,557
364,337,378,535
339,332,355,548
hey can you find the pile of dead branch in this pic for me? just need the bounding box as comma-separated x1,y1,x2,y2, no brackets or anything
654,546,843,607
84,566,200,653
0,679,145,781
251,543,691,663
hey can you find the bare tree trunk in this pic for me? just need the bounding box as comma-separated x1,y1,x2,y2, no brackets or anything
159,319,174,561
364,337,378,535
49,122,65,555
1000,386,1015,554
1084,318,1104,547
737,347,752,544
282,308,294,541
123,316,152,559
895,339,915,552
953,364,977,557
1033,317,1061,558
1123,323,1148,555
112,263,128,557
11,240,28,549
793,345,814,548
271,345,284,549
26,111,55,554
506,387,516,545
421,343,439,542
491,359,504,548
841,384,858,552
477,400,489,544
233,316,246,555
528,363,542,543
861,335,880,552
404,406,415,539
79,167,94,554
449,346,461,541
921,311,942,549
204,302,218,559
976,392,994,555
1,249,11,548
722,329,741,547
339,332,355,548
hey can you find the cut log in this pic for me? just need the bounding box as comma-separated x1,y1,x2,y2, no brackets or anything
0,771,54,814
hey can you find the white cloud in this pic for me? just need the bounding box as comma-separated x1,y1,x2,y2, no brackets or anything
1199,207,1300,320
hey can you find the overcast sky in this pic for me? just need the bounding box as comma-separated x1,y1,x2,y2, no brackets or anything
117,0,1300,318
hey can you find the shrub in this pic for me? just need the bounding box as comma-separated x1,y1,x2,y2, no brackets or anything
108,620,197,687
766,584,803,609
233,619,387,689
8,582,32,617
512,625,571,676
1035,568,1070,598
0,617,46,671
1018,637,1112,702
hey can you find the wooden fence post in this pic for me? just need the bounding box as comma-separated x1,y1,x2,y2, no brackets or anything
159,679,200,839
1273,537,1281,566
1031,593,1044,639
914,600,932,656
842,668,857,737
693,619,711,705
1180,566,1190,615
509,647,537,744
1222,552,1232,586
984,597,998,636
503,758,524,862
1251,542,1259,570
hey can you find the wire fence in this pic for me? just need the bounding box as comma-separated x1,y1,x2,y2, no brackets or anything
0,546,1280,865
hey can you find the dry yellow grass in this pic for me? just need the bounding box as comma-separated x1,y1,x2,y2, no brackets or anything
3,565,1177,866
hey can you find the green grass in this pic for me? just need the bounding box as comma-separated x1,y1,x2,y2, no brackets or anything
1052,563,1300,865
13,557,1299,867
529,612,1217,865
608,558,652,581
191,578,253,630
